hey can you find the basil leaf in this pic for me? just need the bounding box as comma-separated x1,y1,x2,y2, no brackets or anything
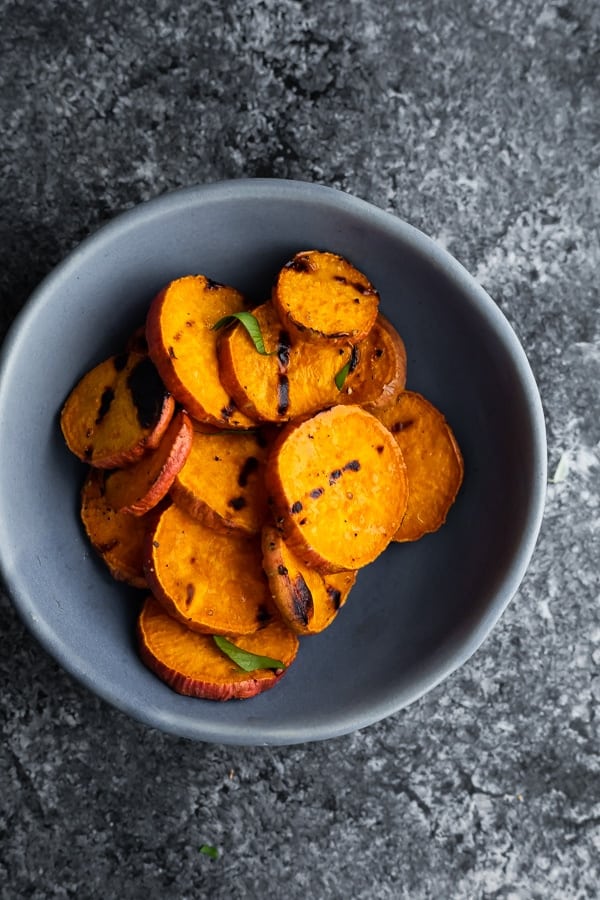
335,358,352,390
212,312,272,356
213,635,285,672
199,845,219,860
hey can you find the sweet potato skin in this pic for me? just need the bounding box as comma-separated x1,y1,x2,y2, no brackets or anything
61,352,175,468
146,274,256,429
273,250,379,343
265,404,408,573
137,596,298,701
144,503,274,634
170,427,270,535
373,391,464,541
104,410,193,516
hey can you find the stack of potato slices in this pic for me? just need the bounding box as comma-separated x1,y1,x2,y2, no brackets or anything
61,250,464,701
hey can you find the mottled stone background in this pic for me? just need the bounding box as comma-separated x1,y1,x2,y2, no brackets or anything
1,1,599,898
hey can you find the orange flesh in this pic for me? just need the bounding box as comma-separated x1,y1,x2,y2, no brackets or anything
274,250,379,342
373,391,464,541
339,313,407,409
262,525,356,634
137,596,299,701
171,427,270,534
266,405,408,572
104,410,193,515
80,469,149,588
145,503,273,634
217,300,352,421
146,274,256,429
61,352,174,468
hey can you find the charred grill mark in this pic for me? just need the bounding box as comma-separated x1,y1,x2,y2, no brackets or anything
348,344,360,373
185,583,195,606
96,387,115,425
185,319,195,327
285,255,314,273
343,459,361,472
126,357,168,429
205,277,223,290
168,345,177,359
277,374,290,416
220,401,236,420
291,501,303,514
255,428,269,449
228,496,247,511
310,487,324,499
277,564,288,576
114,353,129,372
256,604,272,626
329,469,342,485
97,539,119,553
373,347,384,359
376,445,384,454
353,298,361,304
326,585,342,610
351,282,377,296
392,419,414,433
333,274,348,284
291,574,313,626
277,330,291,369
238,456,259,487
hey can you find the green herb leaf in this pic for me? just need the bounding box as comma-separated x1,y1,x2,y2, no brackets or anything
212,312,272,356
551,451,569,484
199,844,219,860
335,358,352,390
213,635,285,672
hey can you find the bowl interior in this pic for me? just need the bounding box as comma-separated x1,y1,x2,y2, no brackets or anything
0,180,546,744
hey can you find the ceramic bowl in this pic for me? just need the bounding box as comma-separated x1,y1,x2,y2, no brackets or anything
0,180,546,745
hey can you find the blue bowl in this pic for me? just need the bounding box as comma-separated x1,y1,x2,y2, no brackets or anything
0,180,546,745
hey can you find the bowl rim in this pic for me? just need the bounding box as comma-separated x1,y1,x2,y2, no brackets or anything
0,178,547,744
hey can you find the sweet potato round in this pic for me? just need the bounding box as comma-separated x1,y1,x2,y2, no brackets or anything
170,427,270,535
137,596,299,701
146,274,255,429
217,300,351,422
373,391,464,541
273,250,379,343
144,503,274,634
265,405,408,573
104,410,193,516
80,468,150,588
61,352,175,468
262,525,356,634
339,313,407,409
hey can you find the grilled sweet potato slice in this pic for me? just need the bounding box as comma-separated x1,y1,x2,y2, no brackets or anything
170,427,270,535
262,525,356,634
80,468,151,588
61,352,175,468
217,300,353,422
373,391,464,541
265,405,408,573
104,410,193,516
145,503,274,634
137,595,298,701
146,274,255,429
339,314,407,409
273,250,379,343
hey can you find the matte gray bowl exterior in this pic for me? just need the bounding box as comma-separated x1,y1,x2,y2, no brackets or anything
0,180,546,745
